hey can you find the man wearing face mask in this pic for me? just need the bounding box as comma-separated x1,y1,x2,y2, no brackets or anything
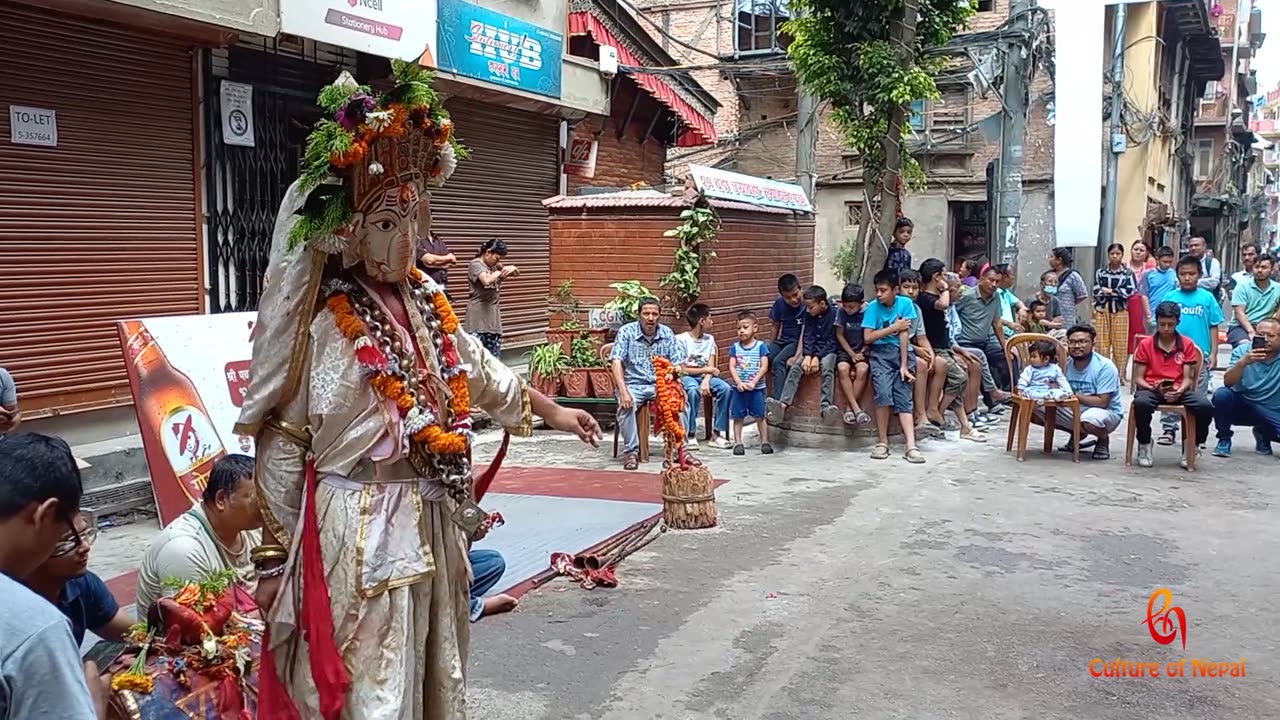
234,65,603,719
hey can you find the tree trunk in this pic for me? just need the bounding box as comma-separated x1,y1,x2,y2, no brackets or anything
864,0,919,284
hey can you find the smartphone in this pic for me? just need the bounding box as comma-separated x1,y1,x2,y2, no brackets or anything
1253,335,1267,351
1158,379,1175,391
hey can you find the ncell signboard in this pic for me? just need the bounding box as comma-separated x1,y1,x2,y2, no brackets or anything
435,0,564,99
280,0,438,63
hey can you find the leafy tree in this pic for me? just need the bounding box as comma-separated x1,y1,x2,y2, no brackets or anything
786,0,974,281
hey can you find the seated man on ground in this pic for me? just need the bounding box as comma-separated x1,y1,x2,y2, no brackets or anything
834,283,871,426
1212,317,1280,457
469,519,517,620
767,285,840,424
954,265,1014,403
136,454,263,612
1132,302,1213,469
0,432,107,719
610,297,687,470
1226,253,1280,349
676,303,731,450
1032,325,1124,460
24,510,133,645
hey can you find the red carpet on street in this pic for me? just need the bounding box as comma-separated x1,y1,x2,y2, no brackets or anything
105,466,725,606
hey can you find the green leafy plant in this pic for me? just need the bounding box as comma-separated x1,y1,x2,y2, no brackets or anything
603,280,656,321
786,0,973,280
548,279,583,330
660,204,720,309
525,342,570,379
832,237,861,285
568,336,604,369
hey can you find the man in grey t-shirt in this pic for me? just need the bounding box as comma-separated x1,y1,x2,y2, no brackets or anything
0,368,18,437
0,433,103,720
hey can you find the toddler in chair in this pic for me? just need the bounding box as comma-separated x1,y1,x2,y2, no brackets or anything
1017,339,1075,404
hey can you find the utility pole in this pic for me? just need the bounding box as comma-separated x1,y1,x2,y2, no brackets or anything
794,5,817,202
866,0,919,279
1100,2,1127,262
994,0,1033,267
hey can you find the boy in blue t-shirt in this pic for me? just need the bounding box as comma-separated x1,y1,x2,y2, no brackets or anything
728,310,774,456
1158,254,1224,444
835,283,871,426
862,269,925,463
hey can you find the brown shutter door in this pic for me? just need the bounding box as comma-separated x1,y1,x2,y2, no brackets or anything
430,98,558,349
0,7,198,415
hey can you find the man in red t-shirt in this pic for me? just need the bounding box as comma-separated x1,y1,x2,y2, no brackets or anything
1131,301,1213,468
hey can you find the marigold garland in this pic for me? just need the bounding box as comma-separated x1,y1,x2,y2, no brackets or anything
653,357,686,446
326,277,471,459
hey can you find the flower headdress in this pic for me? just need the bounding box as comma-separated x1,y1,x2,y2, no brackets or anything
288,60,467,250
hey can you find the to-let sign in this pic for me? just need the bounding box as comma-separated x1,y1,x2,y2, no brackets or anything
9,105,57,147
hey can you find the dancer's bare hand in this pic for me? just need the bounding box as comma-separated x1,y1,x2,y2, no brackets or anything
255,573,283,612
547,407,603,446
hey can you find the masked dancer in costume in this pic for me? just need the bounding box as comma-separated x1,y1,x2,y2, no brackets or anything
233,63,601,720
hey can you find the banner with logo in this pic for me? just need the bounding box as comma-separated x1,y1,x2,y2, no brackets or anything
117,313,257,526
688,164,813,212
435,0,563,99
564,136,598,178
280,0,437,63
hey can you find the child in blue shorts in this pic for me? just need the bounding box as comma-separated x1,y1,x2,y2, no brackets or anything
862,269,925,464
728,310,774,456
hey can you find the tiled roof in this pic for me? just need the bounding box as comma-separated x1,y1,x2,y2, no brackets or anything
542,190,796,215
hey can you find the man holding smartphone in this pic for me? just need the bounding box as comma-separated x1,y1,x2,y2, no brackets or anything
1131,302,1214,469
1212,317,1280,457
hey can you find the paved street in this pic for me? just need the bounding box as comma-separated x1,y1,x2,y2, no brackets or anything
88,405,1280,719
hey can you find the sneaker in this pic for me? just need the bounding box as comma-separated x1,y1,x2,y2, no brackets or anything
1253,428,1274,456
708,436,732,450
1212,439,1232,458
732,444,746,456
760,443,775,455
1136,443,1154,468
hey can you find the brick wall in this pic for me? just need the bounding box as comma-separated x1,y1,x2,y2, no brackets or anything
547,203,815,354
567,117,668,193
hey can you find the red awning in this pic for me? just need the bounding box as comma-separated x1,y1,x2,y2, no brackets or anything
568,11,716,147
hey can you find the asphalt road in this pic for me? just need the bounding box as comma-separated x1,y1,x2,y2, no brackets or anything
466,426,1279,720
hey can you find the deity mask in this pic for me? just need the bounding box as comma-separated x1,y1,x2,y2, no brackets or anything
342,181,422,283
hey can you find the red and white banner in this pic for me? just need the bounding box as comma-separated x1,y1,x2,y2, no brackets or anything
117,313,257,526
564,136,598,178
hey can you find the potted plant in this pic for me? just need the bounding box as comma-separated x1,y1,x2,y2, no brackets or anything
562,335,598,398
525,342,569,397
603,280,656,323
566,335,615,399
546,280,582,353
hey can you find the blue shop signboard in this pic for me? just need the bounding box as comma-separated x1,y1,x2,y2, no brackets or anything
436,0,563,99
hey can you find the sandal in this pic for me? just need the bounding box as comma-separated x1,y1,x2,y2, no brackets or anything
1158,430,1176,446
855,411,872,426
903,447,926,464
960,429,988,443
931,417,960,432
1091,444,1111,461
622,453,639,471
871,443,890,460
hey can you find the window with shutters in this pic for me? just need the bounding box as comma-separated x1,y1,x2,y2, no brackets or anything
931,85,970,134
734,0,792,56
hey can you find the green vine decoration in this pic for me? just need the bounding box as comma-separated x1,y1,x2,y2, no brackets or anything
660,203,719,308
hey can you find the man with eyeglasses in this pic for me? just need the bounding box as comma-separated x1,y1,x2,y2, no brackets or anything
1212,317,1280,457
24,511,133,646
0,432,107,719
1031,325,1125,460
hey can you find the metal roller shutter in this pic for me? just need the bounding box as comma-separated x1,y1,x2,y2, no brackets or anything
430,98,558,349
0,7,198,415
